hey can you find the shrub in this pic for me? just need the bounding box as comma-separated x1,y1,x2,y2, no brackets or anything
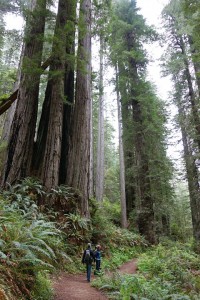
0,196,70,299
31,271,53,300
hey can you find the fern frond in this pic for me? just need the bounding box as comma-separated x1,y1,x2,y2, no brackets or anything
17,257,54,269
0,251,7,259
23,244,54,260
28,238,56,259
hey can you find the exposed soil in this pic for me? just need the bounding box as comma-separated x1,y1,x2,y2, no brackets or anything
53,259,137,300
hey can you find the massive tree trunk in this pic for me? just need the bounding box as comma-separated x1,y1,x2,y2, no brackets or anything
96,33,104,202
66,0,92,217
40,0,70,190
116,64,127,228
1,0,47,185
59,0,77,184
33,0,76,189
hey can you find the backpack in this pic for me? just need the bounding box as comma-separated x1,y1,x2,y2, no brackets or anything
84,249,92,264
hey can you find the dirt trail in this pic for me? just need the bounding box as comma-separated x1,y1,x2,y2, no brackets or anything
53,259,137,300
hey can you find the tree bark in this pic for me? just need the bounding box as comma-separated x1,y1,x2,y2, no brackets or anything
59,0,76,184
176,80,200,241
1,0,47,185
188,36,200,97
1,42,24,142
40,0,70,190
118,62,136,217
115,64,127,228
66,0,92,217
179,36,200,152
132,97,156,244
96,33,104,202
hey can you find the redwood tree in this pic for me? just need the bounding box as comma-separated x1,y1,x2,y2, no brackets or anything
66,0,92,217
33,0,77,189
1,0,47,185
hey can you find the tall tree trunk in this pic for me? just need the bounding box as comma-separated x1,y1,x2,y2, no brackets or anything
40,0,70,190
188,36,200,96
179,36,200,151
1,0,33,142
66,0,92,217
116,64,127,228
34,0,76,186
176,81,200,241
96,33,104,202
132,98,156,244
1,0,47,185
127,31,155,242
118,63,136,217
59,0,77,184
89,87,94,198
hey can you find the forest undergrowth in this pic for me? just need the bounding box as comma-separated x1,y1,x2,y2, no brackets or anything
0,178,199,300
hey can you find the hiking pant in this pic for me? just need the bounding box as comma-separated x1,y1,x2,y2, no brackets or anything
86,264,92,282
96,259,101,271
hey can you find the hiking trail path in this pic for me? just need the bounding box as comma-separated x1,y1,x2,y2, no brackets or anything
53,259,137,300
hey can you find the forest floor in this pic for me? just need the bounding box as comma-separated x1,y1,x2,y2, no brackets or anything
53,259,137,300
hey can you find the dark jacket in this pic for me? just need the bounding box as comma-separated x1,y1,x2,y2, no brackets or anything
82,247,95,264
95,249,101,260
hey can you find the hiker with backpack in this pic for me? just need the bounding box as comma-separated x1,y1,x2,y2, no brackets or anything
82,243,95,282
94,244,101,272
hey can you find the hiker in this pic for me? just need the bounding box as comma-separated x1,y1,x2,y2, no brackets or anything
94,244,101,271
82,243,95,282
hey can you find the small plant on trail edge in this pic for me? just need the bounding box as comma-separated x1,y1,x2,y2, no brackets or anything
31,271,53,300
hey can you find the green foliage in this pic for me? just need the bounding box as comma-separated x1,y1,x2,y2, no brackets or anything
92,88,120,202
102,199,121,225
0,67,17,95
0,94,10,103
169,183,192,241
108,0,174,241
31,271,53,300
93,242,200,299
0,193,69,299
47,185,80,212
63,213,92,245
1,177,45,219
0,141,7,172
91,202,146,260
